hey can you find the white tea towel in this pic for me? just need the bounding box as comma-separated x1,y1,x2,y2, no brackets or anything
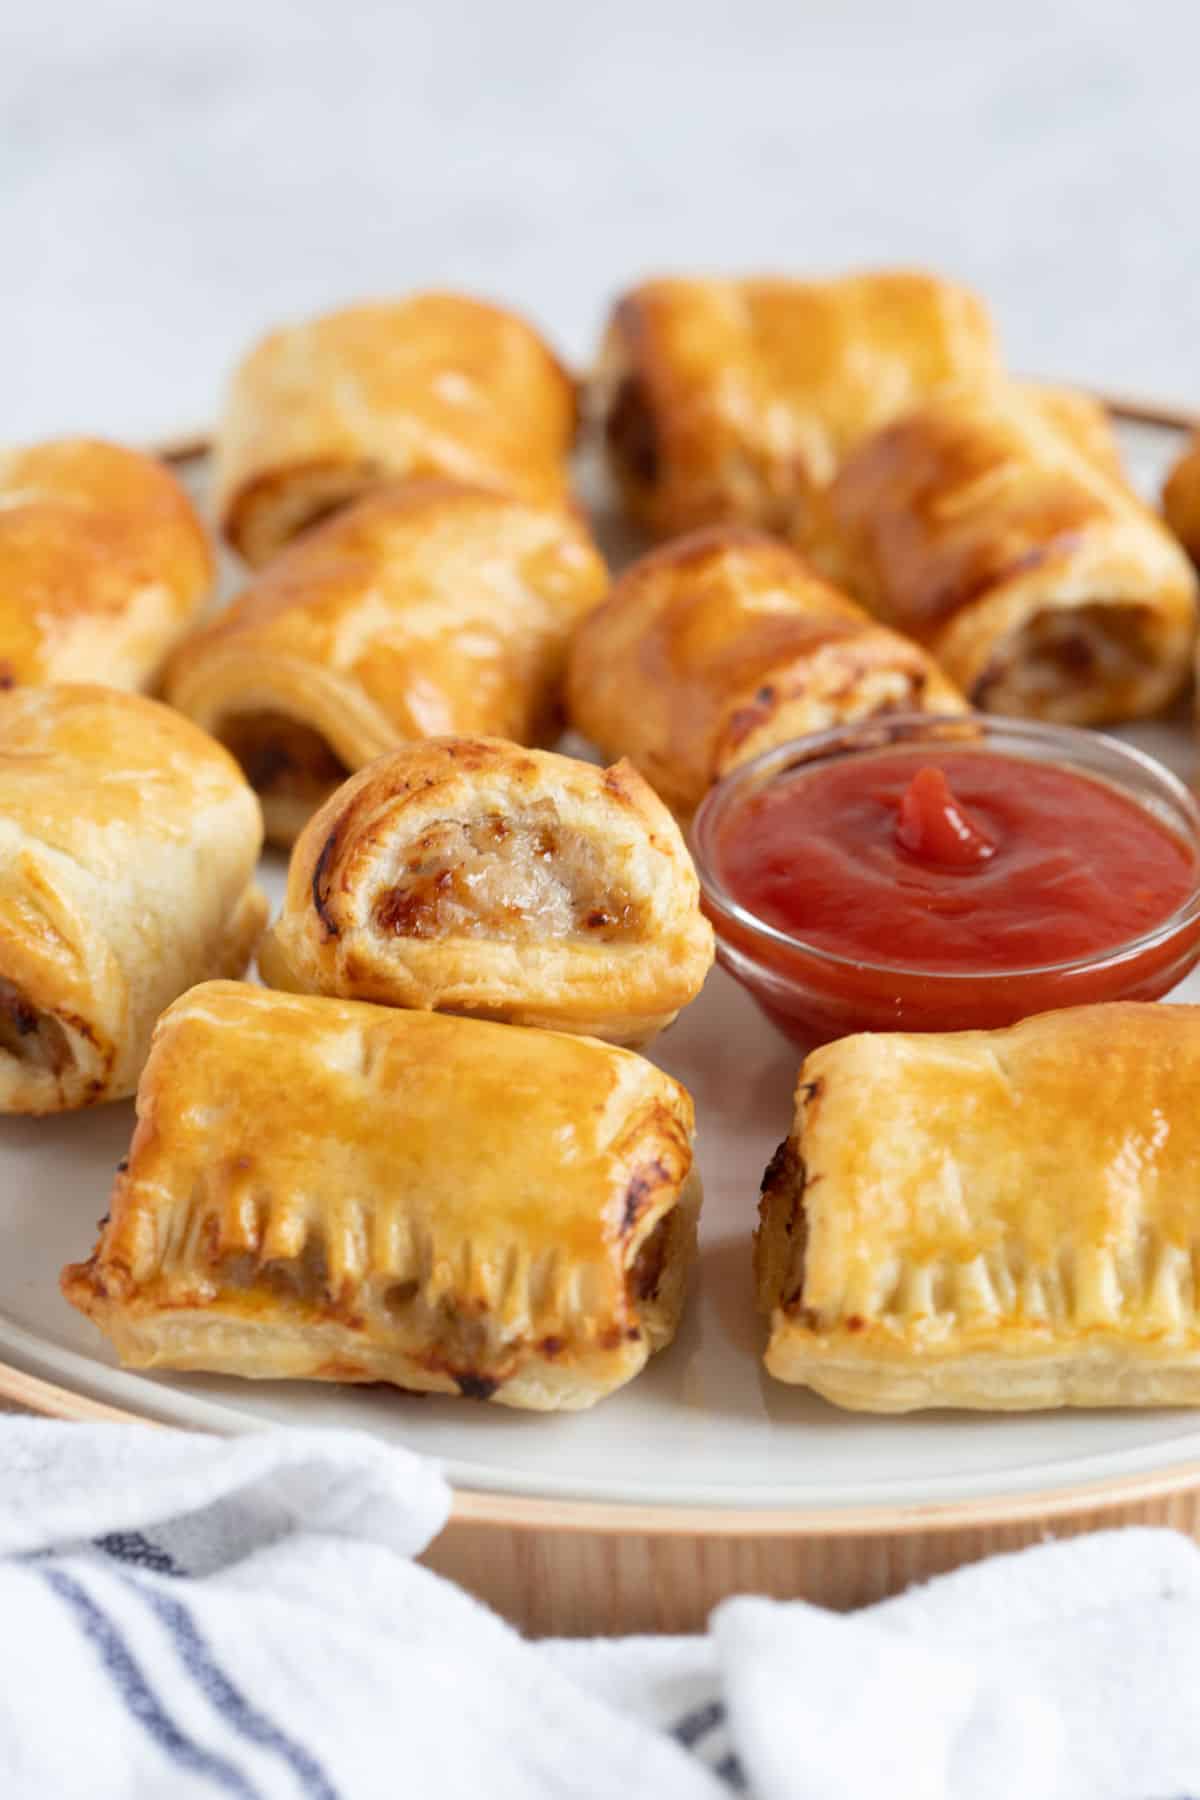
551,1531,1200,1799
0,1420,719,1800
2,1418,1200,1800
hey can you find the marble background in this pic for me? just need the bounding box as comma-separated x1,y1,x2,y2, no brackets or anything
3,0,1199,442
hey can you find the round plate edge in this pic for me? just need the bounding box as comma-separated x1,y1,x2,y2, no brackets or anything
6,1350,1200,1540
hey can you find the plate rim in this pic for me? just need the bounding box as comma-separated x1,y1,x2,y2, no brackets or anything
5,1344,1200,1538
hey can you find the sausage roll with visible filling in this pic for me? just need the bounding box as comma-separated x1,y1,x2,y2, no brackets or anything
1163,432,1200,567
0,687,265,1114
0,438,213,690
259,737,714,1047
62,982,700,1410
164,483,608,845
214,293,578,566
757,1004,1200,1411
595,269,1002,542
565,527,966,818
814,384,1198,724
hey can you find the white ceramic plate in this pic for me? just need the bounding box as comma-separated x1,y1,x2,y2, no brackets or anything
1,409,1197,1515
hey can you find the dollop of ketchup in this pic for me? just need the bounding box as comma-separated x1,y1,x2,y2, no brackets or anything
895,766,996,868
714,746,1196,972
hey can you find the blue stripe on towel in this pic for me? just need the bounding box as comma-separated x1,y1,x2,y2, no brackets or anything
113,1571,340,1800
670,1698,726,1747
39,1565,261,1798
96,1529,184,1577
714,1750,749,1792
669,1699,747,1790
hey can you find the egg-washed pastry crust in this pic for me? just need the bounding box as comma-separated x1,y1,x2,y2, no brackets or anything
566,526,967,818
812,384,1197,725
213,292,578,566
0,686,265,1114
595,270,1002,542
259,736,714,1048
1163,430,1200,568
63,982,701,1411
164,482,608,845
0,438,213,691
757,1004,1200,1411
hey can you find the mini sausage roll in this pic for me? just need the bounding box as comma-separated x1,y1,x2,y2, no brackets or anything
596,270,1002,541
1163,431,1200,565
214,293,578,566
62,982,700,1410
164,483,608,845
816,385,1197,724
0,438,213,690
565,527,967,818
0,687,265,1114
258,737,714,1047
757,1004,1200,1412
1024,384,1124,480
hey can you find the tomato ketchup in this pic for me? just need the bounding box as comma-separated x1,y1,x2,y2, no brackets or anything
697,738,1200,1048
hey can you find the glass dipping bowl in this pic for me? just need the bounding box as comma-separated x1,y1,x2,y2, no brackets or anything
690,714,1200,1053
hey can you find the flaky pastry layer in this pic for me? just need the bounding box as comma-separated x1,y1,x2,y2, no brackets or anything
595,270,1002,541
1163,431,1200,569
63,982,700,1410
164,482,608,844
566,526,967,817
258,736,714,1047
757,1004,1200,1411
0,687,265,1113
0,437,213,690
813,384,1198,726
213,292,578,565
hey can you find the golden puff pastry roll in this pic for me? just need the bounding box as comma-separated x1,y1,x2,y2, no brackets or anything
596,269,1002,541
258,737,715,1048
1022,384,1125,480
565,527,967,818
1163,431,1200,565
0,438,213,691
214,293,578,566
0,687,265,1115
164,482,609,846
757,1003,1200,1412
816,384,1198,724
62,982,700,1410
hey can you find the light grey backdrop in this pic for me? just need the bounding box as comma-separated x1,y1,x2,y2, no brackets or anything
4,0,1198,441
